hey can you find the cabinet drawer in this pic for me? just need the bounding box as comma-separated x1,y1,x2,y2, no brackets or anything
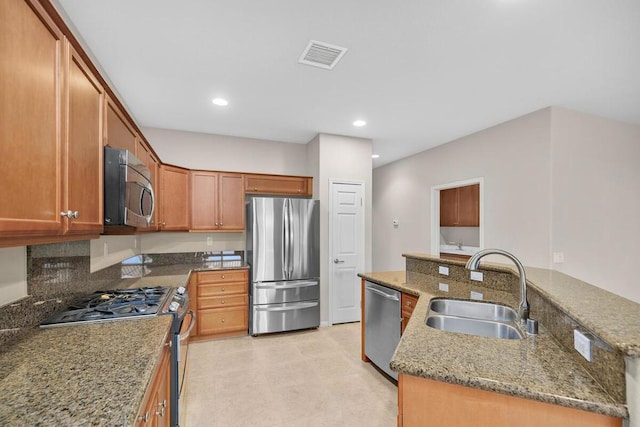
198,294,248,309
198,282,247,297
197,269,248,284
402,293,418,315
198,306,247,335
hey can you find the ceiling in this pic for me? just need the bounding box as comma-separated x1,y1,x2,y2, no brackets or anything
53,0,640,168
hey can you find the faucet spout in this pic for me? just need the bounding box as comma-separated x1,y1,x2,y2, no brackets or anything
465,249,534,333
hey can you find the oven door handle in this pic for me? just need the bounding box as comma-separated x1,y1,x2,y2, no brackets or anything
179,310,196,342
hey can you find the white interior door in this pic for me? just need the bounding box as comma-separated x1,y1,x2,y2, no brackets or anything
330,181,364,324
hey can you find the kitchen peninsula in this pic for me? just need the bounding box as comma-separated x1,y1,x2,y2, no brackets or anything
360,253,640,426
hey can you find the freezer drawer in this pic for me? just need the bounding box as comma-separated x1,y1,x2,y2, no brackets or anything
251,300,319,335
252,279,319,304
364,281,401,380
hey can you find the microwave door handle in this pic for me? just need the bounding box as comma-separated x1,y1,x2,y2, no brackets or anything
147,181,155,225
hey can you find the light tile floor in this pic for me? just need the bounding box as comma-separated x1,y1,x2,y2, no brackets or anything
183,322,397,426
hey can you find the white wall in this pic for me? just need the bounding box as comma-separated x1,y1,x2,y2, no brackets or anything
315,134,373,324
372,106,640,303
373,108,552,271
550,107,640,303
0,247,27,306
142,127,308,175
90,235,140,273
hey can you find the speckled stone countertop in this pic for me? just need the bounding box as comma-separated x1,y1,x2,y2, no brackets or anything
0,316,172,426
0,261,248,426
359,270,629,419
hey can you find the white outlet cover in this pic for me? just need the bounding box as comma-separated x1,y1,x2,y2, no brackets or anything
438,266,449,276
470,271,483,281
574,329,593,362
438,282,449,292
470,291,483,300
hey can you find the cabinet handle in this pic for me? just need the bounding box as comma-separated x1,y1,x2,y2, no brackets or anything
221,319,225,323
137,411,150,422
405,301,412,307
156,399,166,417
59,210,79,219
219,222,223,226
221,287,225,291
221,300,226,304
253,187,258,191
221,275,225,279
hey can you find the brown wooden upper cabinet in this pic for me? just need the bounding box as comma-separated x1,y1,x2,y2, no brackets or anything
136,139,160,231
440,184,479,227
105,96,137,153
0,0,103,244
159,165,190,231
190,171,245,231
245,174,312,197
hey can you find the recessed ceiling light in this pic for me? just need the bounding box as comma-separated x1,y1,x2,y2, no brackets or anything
212,98,228,106
372,154,380,159
353,120,366,127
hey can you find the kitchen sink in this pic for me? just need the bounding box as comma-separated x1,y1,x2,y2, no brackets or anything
425,298,523,340
429,298,517,322
426,314,523,340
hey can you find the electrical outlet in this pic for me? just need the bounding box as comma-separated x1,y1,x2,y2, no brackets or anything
103,242,108,256
470,291,483,300
574,330,593,362
206,237,213,246
438,266,449,276
392,219,399,227
438,282,449,292
470,271,483,281
553,252,565,263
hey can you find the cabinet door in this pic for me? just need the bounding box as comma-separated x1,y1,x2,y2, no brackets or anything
218,173,245,231
439,188,458,226
106,97,137,153
245,174,312,196
159,165,190,230
63,43,104,235
190,171,219,230
457,184,479,226
0,0,64,237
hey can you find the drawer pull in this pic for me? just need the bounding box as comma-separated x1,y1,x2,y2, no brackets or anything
221,287,225,291
221,319,225,323
221,275,225,279
406,301,413,306
221,300,226,304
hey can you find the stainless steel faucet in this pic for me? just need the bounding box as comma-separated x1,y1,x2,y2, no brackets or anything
465,249,538,334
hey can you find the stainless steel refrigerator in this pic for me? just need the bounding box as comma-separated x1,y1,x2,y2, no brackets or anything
246,197,320,335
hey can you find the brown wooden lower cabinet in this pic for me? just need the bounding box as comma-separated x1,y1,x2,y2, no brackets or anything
136,335,170,426
191,269,249,340
439,252,471,262
401,293,418,334
398,374,622,427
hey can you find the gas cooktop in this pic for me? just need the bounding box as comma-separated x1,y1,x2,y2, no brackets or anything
41,286,173,327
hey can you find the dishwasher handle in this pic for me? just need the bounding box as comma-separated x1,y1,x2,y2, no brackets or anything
366,285,400,302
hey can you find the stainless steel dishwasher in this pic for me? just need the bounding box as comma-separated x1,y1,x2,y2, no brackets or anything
364,281,401,380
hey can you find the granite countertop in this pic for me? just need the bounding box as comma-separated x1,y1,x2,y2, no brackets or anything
359,270,628,419
0,261,249,426
0,316,173,426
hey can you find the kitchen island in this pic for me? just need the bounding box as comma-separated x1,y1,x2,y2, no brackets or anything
360,253,640,426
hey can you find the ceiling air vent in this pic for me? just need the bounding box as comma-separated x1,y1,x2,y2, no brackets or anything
298,40,348,70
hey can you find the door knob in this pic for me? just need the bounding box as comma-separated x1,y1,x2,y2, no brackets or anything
333,258,344,264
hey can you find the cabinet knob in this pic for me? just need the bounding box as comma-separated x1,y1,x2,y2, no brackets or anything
221,319,225,323
137,412,150,422
253,187,258,191
59,210,79,219
221,275,225,279
221,300,225,304
221,287,225,291
219,223,223,226
406,301,412,307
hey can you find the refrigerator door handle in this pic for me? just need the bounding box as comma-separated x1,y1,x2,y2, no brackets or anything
255,301,318,312
255,280,318,289
286,199,294,279
282,198,290,280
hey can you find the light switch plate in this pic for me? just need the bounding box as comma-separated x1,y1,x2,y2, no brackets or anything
438,266,449,276
439,282,449,292
574,329,593,362
470,271,483,281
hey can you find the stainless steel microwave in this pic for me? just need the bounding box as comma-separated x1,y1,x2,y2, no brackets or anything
104,147,155,228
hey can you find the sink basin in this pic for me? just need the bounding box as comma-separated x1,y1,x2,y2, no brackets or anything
425,298,524,340
426,315,523,339
429,298,517,322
